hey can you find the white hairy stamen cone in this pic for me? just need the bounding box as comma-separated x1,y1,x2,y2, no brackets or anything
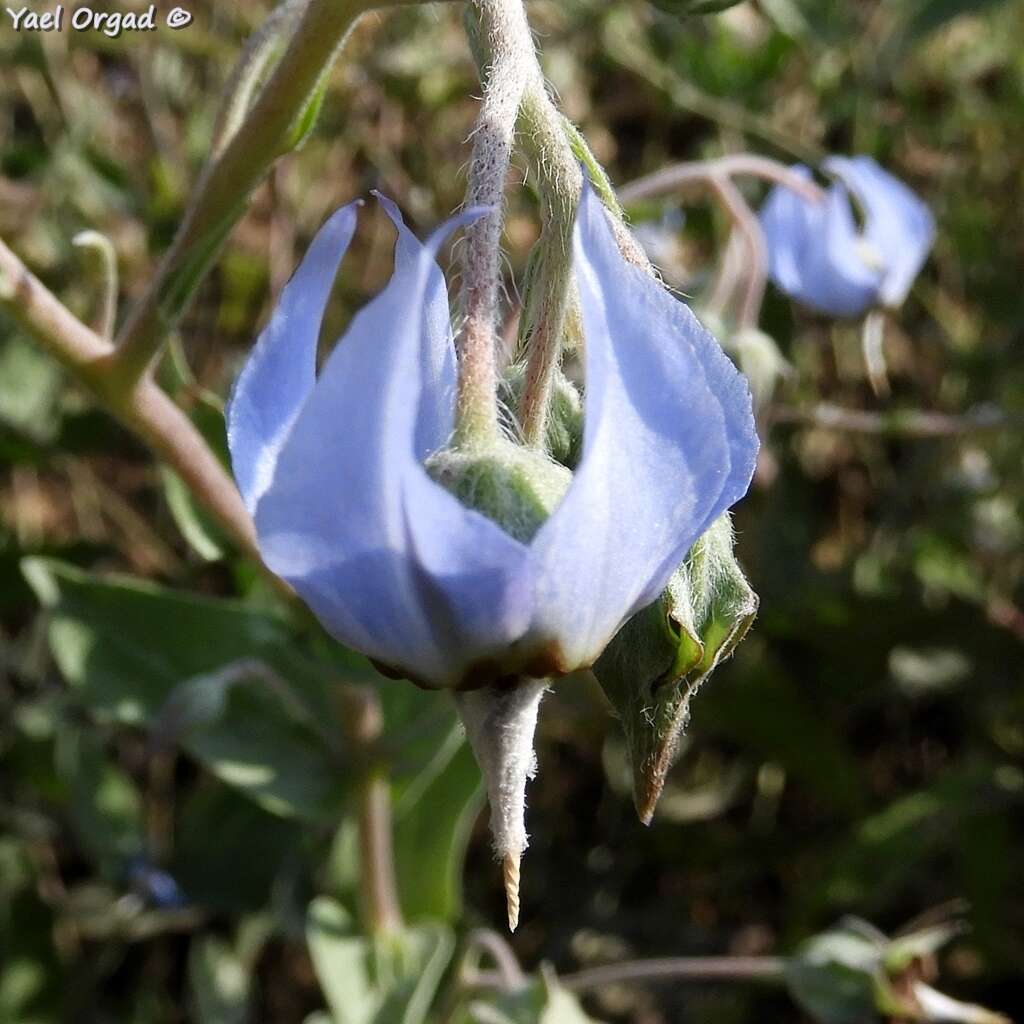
454,676,547,932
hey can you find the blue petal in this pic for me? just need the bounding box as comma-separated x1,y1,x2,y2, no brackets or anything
529,184,758,670
253,209,531,687
759,165,817,296
760,170,879,317
824,155,935,308
226,202,361,514
815,184,884,315
373,192,458,456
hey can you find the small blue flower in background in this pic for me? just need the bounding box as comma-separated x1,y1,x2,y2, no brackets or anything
126,856,186,909
227,184,758,690
760,155,935,318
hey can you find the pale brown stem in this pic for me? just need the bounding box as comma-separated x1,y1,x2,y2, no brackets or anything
618,155,826,205
770,402,1014,437
0,236,259,562
707,174,767,329
457,0,535,442
561,956,788,991
339,686,404,936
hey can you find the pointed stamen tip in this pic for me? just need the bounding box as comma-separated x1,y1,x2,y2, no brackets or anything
502,852,520,933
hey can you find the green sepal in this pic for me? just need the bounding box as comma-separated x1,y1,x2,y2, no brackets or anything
497,367,584,470
427,437,572,544
592,515,758,823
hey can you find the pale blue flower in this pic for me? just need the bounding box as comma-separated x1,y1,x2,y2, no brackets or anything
227,185,758,689
760,156,935,317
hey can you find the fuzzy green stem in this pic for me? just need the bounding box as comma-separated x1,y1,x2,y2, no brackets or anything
517,84,581,448
456,0,537,444
210,0,309,159
108,0,377,389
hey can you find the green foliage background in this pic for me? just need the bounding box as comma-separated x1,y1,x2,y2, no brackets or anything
1,1,1022,1021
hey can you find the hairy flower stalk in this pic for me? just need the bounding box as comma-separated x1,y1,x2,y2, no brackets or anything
457,0,535,442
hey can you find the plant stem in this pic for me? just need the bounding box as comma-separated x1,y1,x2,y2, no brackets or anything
210,0,309,160
71,230,119,339
517,83,581,447
620,156,823,329
707,174,767,329
561,956,788,991
339,686,404,936
770,402,1016,438
456,0,536,444
706,228,746,319
0,236,259,562
108,0,377,388
467,0,584,448
618,155,825,205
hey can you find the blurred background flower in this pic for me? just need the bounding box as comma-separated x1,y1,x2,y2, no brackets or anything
760,156,934,317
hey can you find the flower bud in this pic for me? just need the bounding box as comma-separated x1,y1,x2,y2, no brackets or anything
592,515,758,823
734,326,792,411
426,437,572,543
498,366,583,468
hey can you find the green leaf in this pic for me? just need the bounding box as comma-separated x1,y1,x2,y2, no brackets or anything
379,684,464,796
785,927,887,1024
21,557,348,821
306,897,454,1024
53,725,143,869
393,742,483,922
0,334,63,444
188,936,251,1024
461,966,601,1024
592,515,758,822
172,783,305,913
160,466,225,562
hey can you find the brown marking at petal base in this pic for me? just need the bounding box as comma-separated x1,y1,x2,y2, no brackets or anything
369,658,405,682
455,641,579,692
368,659,446,692
368,641,590,693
